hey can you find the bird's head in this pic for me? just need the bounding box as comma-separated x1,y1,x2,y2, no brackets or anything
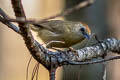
74,22,91,39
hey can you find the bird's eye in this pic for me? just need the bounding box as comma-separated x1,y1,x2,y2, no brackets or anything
80,27,85,32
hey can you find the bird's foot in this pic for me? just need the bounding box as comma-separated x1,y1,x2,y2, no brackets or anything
94,34,102,43
68,47,78,56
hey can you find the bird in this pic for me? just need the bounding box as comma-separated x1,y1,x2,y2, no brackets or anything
29,20,91,50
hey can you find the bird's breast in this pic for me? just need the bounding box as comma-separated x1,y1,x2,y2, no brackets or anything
62,33,85,47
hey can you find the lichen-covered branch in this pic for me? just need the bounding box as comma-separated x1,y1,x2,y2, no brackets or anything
48,38,120,66
10,0,47,67
67,56,120,65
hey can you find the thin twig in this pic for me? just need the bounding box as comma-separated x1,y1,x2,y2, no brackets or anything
31,62,39,80
36,63,39,80
11,0,26,18
0,8,10,19
3,0,95,24
67,56,120,65
49,68,56,80
0,16,20,33
102,63,106,80
0,8,20,33
31,63,39,80
26,56,32,80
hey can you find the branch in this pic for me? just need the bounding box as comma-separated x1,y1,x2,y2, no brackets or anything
0,7,51,69
0,16,20,33
2,0,95,24
10,0,46,68
51,38,120,66
67,56,120,65
0,8,20,33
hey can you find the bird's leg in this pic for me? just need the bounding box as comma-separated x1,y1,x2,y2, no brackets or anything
86,33,102,47
46,41,78,56
68,47,78,56
94,34,107,57
68,47,76,52
94,34,102,43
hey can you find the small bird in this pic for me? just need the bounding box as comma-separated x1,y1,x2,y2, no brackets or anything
29,20,91,49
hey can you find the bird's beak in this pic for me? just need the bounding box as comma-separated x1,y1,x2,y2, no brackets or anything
83,32,90,39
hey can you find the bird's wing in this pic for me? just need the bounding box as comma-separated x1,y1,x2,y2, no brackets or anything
34,20,66,34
